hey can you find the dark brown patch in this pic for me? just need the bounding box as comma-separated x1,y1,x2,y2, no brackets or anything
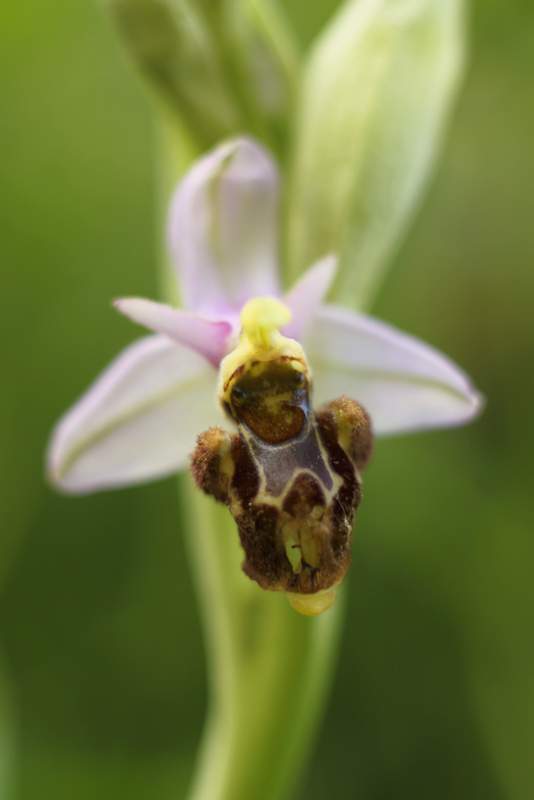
283,472,326,517
231,434,260,507
316,407,360,560
229,359,309,444
237,504,286,590
316,408,357,488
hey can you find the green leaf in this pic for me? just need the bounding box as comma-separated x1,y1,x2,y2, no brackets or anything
287,0,466,308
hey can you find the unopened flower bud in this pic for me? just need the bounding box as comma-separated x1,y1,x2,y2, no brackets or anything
289,0,465,307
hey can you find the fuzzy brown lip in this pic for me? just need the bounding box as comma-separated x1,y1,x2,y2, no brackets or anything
191,395,373,601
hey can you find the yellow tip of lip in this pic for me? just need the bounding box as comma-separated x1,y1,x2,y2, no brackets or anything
240,297,291,349
286,588,336,617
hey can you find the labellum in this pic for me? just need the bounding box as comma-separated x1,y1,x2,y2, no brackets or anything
191,298,373,615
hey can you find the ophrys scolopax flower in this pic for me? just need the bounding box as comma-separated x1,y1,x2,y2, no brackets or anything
47,138,482,614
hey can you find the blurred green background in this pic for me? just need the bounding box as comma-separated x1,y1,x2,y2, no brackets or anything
1,1,533,798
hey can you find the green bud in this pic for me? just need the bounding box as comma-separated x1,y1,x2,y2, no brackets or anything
108,0,299,153
288,0,465,307
108,0,240,145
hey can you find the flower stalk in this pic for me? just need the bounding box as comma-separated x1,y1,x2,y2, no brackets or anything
47,134,480,800
0,657,14,800
181,479,343,800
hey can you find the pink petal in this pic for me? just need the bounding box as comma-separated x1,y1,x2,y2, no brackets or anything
307,305,483,435
168,137,280,314
283,255,337,340
47,336,221,493
114,297,234,366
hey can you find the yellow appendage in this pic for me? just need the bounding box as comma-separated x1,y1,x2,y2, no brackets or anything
286,589,337,616
219,297,307,404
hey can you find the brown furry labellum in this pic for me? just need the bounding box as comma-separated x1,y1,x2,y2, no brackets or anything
191,356,373,605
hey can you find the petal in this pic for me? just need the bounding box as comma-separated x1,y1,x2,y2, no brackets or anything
114,297,234,367
169,137,280,314
307,305,483,435
47,336,222,493
283,255,337,341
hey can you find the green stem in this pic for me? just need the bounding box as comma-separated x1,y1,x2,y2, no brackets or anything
180,476,344,800
0,657,15,800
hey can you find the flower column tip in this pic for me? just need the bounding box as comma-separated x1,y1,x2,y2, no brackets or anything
240,297,292,350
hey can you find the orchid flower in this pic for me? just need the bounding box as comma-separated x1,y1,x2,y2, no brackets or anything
48,137,481,614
